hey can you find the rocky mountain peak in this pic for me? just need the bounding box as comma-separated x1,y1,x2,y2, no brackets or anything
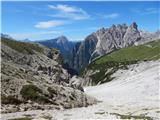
111,24,116,28
97,27,106,34
130,22,138,30
117,24,128,29
56,35,68,44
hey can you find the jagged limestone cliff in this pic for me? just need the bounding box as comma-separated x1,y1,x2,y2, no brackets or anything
71,22,160,72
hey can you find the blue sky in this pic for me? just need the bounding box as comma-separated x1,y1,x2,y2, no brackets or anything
1,1,159,41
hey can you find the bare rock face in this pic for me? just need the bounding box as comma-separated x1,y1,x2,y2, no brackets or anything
1,37,97,113
71,35,98,71
71,22,159,72
123,22,141,46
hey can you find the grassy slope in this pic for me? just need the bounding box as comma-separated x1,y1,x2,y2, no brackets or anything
1,37,44,54
83,40,160,85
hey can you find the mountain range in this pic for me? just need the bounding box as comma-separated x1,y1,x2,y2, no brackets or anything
2,22,159,74
70,22,160,72
35,22,159,73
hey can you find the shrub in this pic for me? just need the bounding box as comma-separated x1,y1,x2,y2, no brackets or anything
1,95,22,104
111,113,153,120
20,84,50,103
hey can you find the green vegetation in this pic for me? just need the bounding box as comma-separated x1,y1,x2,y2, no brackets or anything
1,95,22,104
87,60,137,85
2,37,44,54
83,40,160,85
95,40,160,64
8,117,32,120
20,84,50,103
111,113,153,120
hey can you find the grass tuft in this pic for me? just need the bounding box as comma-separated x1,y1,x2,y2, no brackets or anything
1,95,22,105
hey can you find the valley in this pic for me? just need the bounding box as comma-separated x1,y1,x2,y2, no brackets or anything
2,60,159,120
1,23,160,120
1,1,160,120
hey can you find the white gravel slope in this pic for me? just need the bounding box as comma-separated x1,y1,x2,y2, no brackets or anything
1,61,160,120
85,61,160,107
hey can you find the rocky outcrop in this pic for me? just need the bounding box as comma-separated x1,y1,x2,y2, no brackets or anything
1,37,97,113
71,22,159,72
69,76,84,91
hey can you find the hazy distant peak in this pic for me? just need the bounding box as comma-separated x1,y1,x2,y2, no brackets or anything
56,35,69,44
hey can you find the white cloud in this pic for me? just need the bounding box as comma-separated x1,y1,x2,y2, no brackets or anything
35,20,66,29
51,13,89,20
48,4,78,13
131,8,158,15
99,13,120,19
48,4,90,20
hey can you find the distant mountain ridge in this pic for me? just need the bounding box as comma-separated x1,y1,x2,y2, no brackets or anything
37,35,75,54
